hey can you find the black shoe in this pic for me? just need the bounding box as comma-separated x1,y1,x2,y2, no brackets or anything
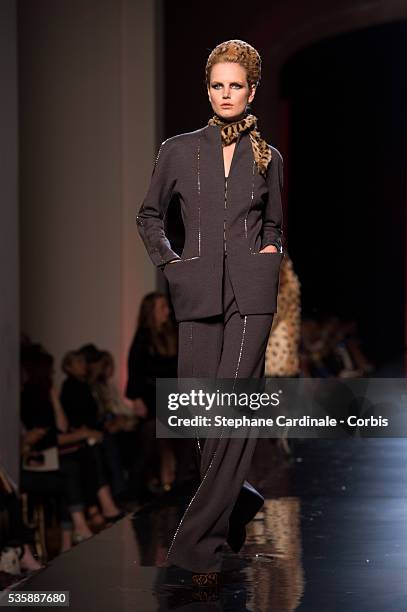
227,521,247,554
163,564,195,588
227,481,264,553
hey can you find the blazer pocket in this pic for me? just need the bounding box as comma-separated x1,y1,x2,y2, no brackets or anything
226,251,284,314
163,257,211,320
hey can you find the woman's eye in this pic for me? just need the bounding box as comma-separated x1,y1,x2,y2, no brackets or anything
212,83,242,89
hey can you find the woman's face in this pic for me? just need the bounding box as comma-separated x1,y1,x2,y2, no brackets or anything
89,358,105,380
154,296,170,327
69,356,87,378
207,62,256,122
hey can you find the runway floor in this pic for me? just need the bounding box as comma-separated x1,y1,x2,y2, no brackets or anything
3,437,407,611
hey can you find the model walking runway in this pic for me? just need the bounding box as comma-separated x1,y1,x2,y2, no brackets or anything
136,39,284,581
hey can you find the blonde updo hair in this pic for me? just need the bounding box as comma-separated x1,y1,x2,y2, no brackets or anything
205,39,261,89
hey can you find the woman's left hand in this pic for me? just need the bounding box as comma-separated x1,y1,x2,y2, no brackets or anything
259,244,278,253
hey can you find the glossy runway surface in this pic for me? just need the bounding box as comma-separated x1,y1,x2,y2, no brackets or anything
7,438,407,610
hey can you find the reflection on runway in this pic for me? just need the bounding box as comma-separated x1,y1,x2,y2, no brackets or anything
6,438,407,610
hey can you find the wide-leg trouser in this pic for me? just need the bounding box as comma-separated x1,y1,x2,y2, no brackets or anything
165,254,274,572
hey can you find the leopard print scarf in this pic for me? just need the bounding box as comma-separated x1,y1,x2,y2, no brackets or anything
208,112,272,177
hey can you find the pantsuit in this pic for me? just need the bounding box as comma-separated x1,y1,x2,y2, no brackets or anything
135,121,284,573
165,254,274,572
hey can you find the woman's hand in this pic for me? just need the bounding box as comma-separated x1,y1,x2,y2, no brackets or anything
23,428,47,446
85,428,104,443
259,244,278,253
21,428,47,458
75,426,104,443
132,398,148,418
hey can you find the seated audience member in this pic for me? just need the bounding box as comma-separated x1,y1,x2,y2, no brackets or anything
0,465,43,576
60,350,125,526
20,343,95,550
59,350,101,430
93,351,138,430
91,351,139,499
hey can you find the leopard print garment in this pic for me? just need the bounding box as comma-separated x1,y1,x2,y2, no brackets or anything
265,254,301,376
208,113,272,177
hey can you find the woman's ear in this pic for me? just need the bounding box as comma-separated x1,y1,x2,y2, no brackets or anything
248,84,256,104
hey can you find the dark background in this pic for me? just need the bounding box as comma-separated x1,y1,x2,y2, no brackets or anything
163,4,407,371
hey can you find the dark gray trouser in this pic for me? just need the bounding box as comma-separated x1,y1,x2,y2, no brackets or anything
165,255,274,573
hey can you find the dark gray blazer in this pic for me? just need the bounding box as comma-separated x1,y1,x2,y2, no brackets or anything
136,123,284,322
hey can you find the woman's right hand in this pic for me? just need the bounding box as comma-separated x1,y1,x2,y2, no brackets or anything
79,427,104,443
23,428,47,446
88,429,104,443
